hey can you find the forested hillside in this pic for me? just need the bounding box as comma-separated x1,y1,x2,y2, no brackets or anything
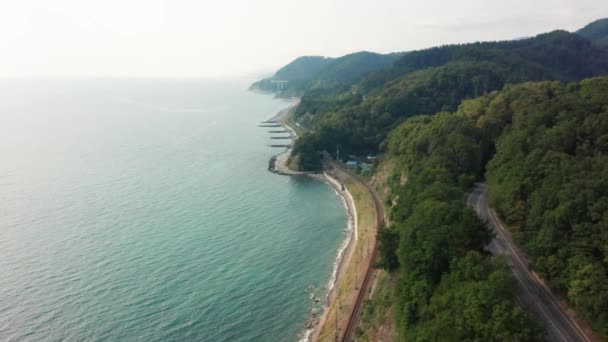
314,51,404,84
250,52,402,96
377,77,608,339
273,56,334,80
577,18,608,48
289,30,608,166
253,18,608,339
250,56,333,95
479,79,608,335
379,112,543,340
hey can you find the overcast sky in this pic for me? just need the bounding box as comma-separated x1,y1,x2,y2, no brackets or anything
1,0,607,78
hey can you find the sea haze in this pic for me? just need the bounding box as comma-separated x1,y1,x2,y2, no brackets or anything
0,78,348,341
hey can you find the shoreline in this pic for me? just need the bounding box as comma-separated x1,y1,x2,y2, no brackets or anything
305,171,358,342
266,99,308,176
261,99,360,342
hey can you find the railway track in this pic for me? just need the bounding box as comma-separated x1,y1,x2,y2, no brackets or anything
334,163,384,342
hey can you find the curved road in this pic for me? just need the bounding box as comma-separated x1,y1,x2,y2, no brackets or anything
466,183,592,342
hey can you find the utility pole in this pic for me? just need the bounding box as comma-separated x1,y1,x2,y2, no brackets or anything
336,144,340,162
335,291,340,341
355,246,359,290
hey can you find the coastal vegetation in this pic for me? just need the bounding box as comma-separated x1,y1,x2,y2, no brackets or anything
289,30,608,164
250,56,333,96
250,52,403,97
376,77,608,338
379,111,543,340
480,79,608,335
356,271,397,341
254,17,608,340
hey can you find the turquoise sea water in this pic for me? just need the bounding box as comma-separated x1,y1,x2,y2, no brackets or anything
0,79,348,341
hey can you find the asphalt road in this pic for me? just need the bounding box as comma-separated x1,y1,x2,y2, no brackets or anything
466,183,591,342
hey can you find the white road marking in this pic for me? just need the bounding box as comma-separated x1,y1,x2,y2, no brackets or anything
466,186,587,342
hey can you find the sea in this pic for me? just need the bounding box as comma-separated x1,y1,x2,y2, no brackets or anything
0,78,348,341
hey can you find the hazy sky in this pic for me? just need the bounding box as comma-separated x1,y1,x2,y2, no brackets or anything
1,0,607,78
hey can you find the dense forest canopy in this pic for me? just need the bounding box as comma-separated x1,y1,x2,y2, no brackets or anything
477,79,608,335
253,18,608,339
289,30,608,166
380,77,608,338
380,110,543,340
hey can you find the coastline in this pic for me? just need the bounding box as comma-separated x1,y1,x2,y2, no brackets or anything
266,99,308,176
261,99,360,342
306,171,358,342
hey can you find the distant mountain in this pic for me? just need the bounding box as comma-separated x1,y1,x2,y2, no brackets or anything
291,29,608,160
250,51,403,96
273,56,334,81
348,29,608,93
576,18,608,48
314,51,404,84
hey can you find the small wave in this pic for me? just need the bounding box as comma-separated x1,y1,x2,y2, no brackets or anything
298,327,314,342
298,180,355,342
326,192,354,295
